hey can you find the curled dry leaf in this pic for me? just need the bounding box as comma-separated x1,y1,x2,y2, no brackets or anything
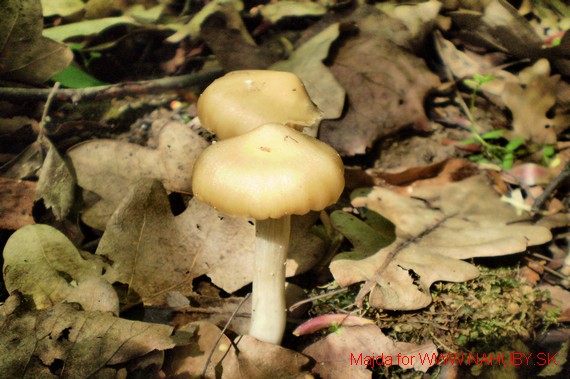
36,137,75,220
331,175,552,310
303,324,437,378
0,295,174,378
2,224,118,313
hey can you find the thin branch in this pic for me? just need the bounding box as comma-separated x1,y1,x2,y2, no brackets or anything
288,287,349,312
201,293,251,378
0,69,224,102
531,159,570,213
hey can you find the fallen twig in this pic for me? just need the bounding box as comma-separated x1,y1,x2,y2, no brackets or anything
531,159,570,213
201,293,250,377
0,69,224,102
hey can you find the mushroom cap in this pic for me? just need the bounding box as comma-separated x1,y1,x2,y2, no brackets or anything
191,123,344,219
197,70,322,139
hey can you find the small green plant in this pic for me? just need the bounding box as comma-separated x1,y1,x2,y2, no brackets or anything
460,74,528,170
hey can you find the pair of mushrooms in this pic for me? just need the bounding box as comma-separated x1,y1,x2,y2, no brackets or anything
192,70,344,345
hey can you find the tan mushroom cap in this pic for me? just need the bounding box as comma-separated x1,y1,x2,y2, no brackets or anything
191,123,344,220
197,70,322,139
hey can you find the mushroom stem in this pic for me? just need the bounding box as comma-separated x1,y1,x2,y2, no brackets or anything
249,215,291,344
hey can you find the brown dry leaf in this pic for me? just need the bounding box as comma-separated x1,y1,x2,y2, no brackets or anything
0,177,35,230
319,11,440,156
376,0,442,46
0,294,174,378
97,179,325,306
221,335,312,379
201,12,278,71
3,224,118,313
303,324,437,378
450,0,543,59
502,59,568,144
331,175,552,310
164,321,232,378
433,30,518,105
68,121,208,229
0,0,72,84
171,295,251,337
36,137,75,220
271,23,346,124
96,179,196,307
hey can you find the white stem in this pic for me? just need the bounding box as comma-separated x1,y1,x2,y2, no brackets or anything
249,216,290,344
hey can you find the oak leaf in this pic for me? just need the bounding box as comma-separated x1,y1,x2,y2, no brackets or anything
330,175,552,310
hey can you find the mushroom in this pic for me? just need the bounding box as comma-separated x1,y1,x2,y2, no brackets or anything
192,123,344,344
197,70,322,139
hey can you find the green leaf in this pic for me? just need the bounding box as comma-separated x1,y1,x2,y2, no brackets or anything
459,138,478,145
502,152,514,169
463,79,478,87
505,137,525,152
51,65,107,88
481,130,505,140
542,145,555,158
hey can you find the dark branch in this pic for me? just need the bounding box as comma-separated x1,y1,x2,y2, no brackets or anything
0,69,225,102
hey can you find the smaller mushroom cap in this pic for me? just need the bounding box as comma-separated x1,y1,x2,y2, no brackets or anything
192,123,344,219
197,70,322,139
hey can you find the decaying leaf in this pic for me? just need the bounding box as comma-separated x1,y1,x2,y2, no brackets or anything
450,0,543,59
2,224,118,313
261,1,327,24
164,321,232,378
433,30,518,104
96,179,196,307
331,175,552,310
41,0,84,17
36,138,75,220
502,59,568,144
376,0,441,46
221,335,312,379
200,12,277,71
96,179,325,306
319,11,440,156
166,0,248,44
68,121,208,229
0,177,35,230
0,0,72,84
303,324,437,378
271,23,346,126
0,295,174,378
